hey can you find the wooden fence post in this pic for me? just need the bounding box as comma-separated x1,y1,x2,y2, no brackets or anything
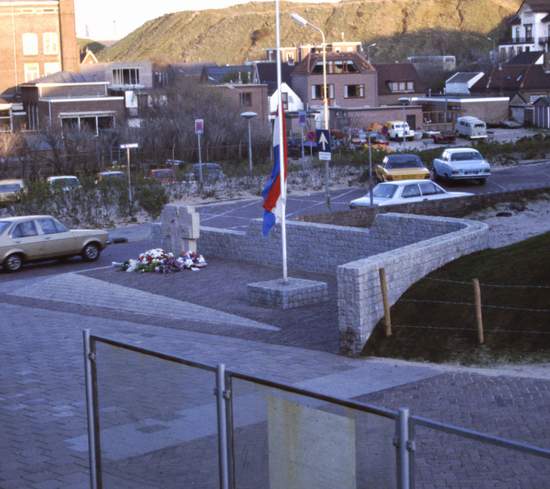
473,278,484,344
379,268,392,337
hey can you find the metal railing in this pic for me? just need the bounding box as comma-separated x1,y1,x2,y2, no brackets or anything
500,36,534,45
83,330,550,489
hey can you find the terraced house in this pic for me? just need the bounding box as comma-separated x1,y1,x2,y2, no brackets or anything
0,0,79,131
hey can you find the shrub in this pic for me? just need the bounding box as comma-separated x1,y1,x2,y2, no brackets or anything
134,180,168,219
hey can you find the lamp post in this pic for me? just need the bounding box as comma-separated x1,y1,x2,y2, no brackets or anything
487,36,496,66
240,111,257,178
291,12,331,208
367,42,377,62
120,142,138,207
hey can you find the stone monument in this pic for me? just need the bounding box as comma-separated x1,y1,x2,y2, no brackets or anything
160,205,200,254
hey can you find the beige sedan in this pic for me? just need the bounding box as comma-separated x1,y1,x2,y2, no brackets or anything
0,215,108,272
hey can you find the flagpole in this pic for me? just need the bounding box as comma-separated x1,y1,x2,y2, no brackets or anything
275,0,288,284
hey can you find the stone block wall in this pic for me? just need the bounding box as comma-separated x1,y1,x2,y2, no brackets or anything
337,216,488,355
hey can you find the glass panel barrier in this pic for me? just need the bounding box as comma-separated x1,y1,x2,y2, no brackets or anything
412,423,550,489
93,340,219,489
229,377,398,489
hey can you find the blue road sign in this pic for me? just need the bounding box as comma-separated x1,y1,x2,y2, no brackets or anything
316,129,332,161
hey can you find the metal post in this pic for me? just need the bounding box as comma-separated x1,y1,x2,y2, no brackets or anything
395,408,411,489
126,147,132,205
83,330,102,489
301,125,305,160
368,135,374,207
216,364,230,489
247,118,253,178
321,36,331,209
275,0,289,284
197,133,204,185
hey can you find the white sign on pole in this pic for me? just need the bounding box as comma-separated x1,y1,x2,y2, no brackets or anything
319,152,332,161
195,119,204,135
120,143,139,149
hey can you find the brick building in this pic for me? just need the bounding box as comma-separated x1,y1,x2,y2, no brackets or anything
0,0,79,97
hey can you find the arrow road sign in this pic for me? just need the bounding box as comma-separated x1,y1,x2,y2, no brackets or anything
316,129,331,161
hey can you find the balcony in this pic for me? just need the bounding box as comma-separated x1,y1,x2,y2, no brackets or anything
500,36,534,45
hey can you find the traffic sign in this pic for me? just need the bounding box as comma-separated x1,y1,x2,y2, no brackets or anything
298,111,307,127
195,119,204,135
316,129,331,161
120,143,139,149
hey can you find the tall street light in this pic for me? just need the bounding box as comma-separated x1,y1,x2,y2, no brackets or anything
367,42,377,62
487,36,496,66
241,111,257,178
291,12,331,208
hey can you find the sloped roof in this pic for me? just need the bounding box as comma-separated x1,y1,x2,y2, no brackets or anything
291,52,374,76
446,72,483,84
23,70,107,85
533,95,550,105
374,63,423,94
507,51,544,65
254,62,294,95
170,62,216,77
471,64,550,93
522,0,550,12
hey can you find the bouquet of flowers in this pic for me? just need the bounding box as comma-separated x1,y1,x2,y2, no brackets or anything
114,248,207,274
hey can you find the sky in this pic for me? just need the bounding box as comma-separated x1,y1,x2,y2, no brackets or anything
74,0,336,41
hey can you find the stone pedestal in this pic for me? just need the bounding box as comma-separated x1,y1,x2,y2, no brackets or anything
247,278,328,310
160,205,200,254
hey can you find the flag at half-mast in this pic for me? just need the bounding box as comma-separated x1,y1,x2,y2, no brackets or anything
262,107,288,236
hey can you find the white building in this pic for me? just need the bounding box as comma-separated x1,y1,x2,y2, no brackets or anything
269,83,304,115
499,0,550,62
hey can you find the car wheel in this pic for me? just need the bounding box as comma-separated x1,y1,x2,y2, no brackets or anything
3,253,23,273
82,243,100,262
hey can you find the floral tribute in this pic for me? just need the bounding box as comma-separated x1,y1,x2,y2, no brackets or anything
115,248,207,274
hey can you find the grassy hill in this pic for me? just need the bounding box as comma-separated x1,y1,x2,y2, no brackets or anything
363,230,550,365
99,0,521,65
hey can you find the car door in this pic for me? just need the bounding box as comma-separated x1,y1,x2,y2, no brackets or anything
10,220,44,260
36,218,78,257
400,184,422,203
419,181,446,201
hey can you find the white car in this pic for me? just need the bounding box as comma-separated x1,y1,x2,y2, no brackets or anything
349,180,472,208
47,175,82,192
385,121,415,141
432,148,491,184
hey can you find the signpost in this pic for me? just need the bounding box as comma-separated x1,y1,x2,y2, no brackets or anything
299,111,306,159
195,119,204,185
120,143,139,205
316,129,331,207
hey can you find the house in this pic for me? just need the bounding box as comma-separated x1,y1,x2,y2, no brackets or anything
20,71,125,135
211,84,269,122
499,0,550,62
290,52,378,112
531,95,550,126
265,41,363,64
201,65,254,85
374,63,425,105
80,49,99,66
445,72,485,96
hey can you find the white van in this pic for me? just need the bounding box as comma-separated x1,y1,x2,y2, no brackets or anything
455,116,488,140
384,121,415,141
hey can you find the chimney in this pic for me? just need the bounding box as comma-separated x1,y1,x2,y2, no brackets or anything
58,0,80,72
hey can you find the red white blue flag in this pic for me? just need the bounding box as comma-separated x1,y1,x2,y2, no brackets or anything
262,108,288,236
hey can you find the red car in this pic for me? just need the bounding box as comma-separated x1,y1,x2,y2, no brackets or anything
432,131,456,144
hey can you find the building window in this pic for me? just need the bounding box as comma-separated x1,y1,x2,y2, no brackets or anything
112,68,141,86
44,62,61,76
311,84,335,100
281,92,289,110
22,33,39,56
313,60,358,74
388,81,414,93
239,92,252,107
344,84,365,98
43,32,59,55
24,63,40,82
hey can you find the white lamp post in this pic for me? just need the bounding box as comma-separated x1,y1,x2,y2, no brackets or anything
291,12,331,208
367,42,377,62
240,111,257,178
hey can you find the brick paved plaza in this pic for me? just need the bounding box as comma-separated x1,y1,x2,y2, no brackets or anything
1,240,550,488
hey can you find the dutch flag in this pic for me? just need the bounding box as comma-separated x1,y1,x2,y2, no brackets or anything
262,108,288,236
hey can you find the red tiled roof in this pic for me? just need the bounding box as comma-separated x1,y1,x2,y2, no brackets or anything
471,64,550,93
374,63,423,95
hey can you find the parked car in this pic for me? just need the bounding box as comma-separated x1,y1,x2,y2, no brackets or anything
384,121,415,141
0,215,109,272
375,154,430,182
349,180,472,208
432,131,456,144
432,148,491,184
455,116,488,140
96,171,126,184
148,168,177,184
186,163,225,183
165,159,186,168
47,175,81,192
0,179,25,204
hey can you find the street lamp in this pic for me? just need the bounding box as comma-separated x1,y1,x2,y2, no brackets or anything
240,111,257,178
291,12,331,208
367,42,377,62
120,142,138,206
487,36,496,66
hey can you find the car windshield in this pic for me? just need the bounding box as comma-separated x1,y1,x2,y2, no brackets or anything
0,221,11,235
373,183,398,199
0,184,22,192
386,156,423,169
52,178,79,188
451,152,482,161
